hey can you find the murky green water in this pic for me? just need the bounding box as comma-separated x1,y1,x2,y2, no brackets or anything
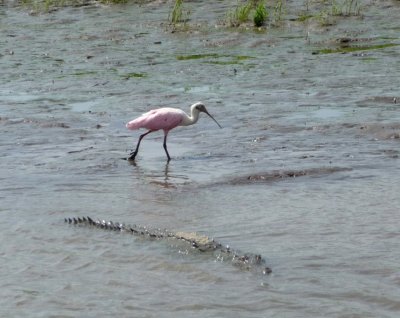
1,1,399,317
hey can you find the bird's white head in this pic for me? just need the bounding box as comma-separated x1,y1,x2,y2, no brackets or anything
191,102,222,128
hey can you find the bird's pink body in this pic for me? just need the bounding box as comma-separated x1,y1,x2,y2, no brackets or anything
125,102,221,161
126,107,186,132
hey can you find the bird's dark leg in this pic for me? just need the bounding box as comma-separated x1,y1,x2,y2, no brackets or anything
128,130,153,161
163,132,171,162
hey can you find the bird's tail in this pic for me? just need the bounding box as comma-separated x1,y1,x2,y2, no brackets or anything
126,119,140,130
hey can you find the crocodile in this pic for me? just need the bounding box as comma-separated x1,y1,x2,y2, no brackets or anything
65,216,272,275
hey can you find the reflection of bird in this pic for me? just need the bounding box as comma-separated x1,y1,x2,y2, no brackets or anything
126,102,222,161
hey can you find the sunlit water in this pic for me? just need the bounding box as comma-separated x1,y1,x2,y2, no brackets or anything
1,1,399,317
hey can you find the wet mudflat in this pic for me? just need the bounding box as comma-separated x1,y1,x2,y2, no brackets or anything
1,1,399,317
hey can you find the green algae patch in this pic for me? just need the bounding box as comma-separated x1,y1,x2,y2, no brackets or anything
297,14,314,22
235,55,254,61
177,53,254,65
176,53,221,60
313,43,399,54
72,70,98,77
121,72,148,79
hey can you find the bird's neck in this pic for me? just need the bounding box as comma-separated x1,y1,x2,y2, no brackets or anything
181,108,199,126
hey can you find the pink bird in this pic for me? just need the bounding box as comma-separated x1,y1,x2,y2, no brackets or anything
126,102,222,161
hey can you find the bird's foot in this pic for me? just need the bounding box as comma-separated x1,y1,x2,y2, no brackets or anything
128,151,137,161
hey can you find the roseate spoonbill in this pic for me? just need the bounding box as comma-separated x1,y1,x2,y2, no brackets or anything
126,102,222,161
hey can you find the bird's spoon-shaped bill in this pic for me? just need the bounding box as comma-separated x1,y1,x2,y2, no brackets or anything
204,110,222,128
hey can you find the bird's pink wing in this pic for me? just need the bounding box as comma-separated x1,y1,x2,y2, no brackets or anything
126,108,184,131
126,109,157,130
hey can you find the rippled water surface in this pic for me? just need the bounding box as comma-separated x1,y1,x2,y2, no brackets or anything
1,1,400,317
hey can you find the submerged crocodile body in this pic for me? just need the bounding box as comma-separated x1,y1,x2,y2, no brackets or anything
65,216,272,275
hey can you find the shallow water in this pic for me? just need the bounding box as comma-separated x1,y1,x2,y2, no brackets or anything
1,1,400,317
